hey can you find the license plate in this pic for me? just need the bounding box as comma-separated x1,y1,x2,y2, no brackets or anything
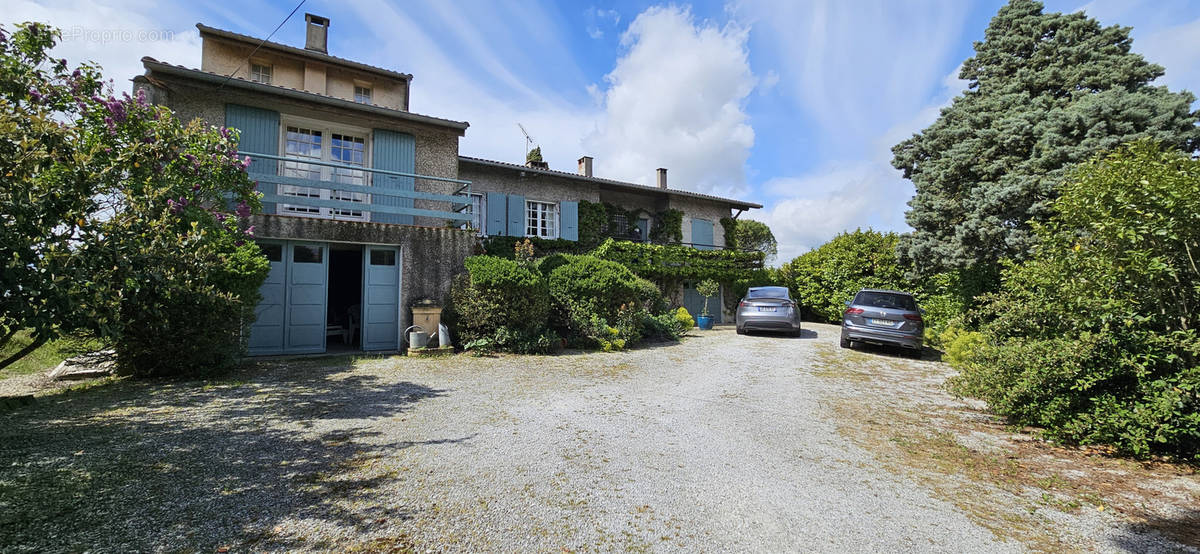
868,318,893,326
757,307,776,312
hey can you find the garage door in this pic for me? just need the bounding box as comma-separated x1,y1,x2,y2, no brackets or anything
362,246,400,351
285,242,328,354
683,283,723,324
247,242,286,355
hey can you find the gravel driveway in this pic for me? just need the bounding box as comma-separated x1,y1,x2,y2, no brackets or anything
1,324,1196,552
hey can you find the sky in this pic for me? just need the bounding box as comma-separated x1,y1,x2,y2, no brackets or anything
7,0,1200,263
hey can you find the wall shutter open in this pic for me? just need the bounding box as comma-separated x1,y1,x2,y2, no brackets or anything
692,219,715,250
560,201,578,241
225,104,280,213
506,194,525,236
372,129,416,225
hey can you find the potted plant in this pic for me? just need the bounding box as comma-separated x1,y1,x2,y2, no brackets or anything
695,279,719,330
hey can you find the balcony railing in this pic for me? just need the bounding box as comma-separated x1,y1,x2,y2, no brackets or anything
239,151,473,223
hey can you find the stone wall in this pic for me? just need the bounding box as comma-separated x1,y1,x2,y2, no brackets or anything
669,196,733,248
249,214,478,333
458,163,601,204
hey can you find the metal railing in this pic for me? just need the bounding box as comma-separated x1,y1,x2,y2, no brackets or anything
239,151,473,223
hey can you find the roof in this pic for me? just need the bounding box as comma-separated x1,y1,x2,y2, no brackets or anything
139,58,469,133
458,156,763,210
196,24,413,82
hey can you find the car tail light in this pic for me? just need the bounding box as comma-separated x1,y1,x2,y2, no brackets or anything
845,307,864,315
782,300,795,308
739,301,749,308
904,313,924,322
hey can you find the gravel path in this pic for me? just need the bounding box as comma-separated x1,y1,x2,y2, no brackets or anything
1,324,1194,552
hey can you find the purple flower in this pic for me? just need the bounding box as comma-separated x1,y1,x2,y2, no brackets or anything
72,69,81,80
243,225,255,237
28,88,43,103
135,88,147,107
192,184,201,192
215,212,227,223
235,201,251,219
167,199,182,214
219,127,231,139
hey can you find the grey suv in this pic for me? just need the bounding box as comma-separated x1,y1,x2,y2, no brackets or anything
840,289,923,355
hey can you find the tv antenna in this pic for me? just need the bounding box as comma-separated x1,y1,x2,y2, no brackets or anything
518,123,536,158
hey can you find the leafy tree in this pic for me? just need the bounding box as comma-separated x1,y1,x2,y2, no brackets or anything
0,23,266,374
733,219,778,263
783,229,908,322
949,141,1200,461
892,0,1200,276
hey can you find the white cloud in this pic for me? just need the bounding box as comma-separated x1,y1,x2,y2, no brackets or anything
4,0,202,93
583,5,757,198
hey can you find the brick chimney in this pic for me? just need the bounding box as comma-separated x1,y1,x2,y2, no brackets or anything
656,168,668,189
578,156,593,177
305,14,330,54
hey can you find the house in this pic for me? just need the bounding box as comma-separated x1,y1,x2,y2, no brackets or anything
132,14,760,356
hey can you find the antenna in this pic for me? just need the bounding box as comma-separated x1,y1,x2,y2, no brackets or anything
518,123,535,159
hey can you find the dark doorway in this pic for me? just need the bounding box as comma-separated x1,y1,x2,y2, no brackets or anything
327,245,363,350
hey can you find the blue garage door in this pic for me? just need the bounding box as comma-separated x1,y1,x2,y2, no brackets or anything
247,242,286,355
683,283,723,324
285,242,328,354
362,246,401,351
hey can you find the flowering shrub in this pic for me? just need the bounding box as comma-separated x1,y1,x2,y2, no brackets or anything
0,23,266,375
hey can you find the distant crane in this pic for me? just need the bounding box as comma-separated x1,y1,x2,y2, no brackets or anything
518,123,536,160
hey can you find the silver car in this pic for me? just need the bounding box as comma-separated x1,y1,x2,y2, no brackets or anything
840,289,924,355
736,286,802,336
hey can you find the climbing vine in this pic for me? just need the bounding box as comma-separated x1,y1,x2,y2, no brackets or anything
591,238,763,284
719,217,738,250
649,209,683,244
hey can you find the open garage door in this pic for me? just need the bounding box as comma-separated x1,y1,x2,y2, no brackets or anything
361,246,401,351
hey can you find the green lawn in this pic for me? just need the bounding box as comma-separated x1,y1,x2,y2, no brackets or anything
0,331,103,381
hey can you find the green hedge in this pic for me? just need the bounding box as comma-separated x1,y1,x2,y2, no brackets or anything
449,256,552,351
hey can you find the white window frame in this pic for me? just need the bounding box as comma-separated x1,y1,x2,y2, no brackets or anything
354,85,373,104
277,116,372,222
526,200,558,239
458,192,485,235
250,62,273,84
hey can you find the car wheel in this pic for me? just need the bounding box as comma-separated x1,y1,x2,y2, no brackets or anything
791,327,803,338
840,336,851,349
736,327,747,335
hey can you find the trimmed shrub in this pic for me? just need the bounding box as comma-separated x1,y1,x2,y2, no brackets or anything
450,256,551,347
547,256,662,322
672,307,695,333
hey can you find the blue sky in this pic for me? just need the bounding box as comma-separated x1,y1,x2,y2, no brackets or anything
8,0,1200,262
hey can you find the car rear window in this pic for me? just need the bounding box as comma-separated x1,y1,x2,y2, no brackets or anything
747,287,790,299
853,291,917,311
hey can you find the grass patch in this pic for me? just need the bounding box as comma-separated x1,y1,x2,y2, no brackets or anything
0,331,105,381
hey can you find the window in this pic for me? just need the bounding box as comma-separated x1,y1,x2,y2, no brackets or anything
459,193,484,234
526,201,558,239
278,121,369,221
260,243,283,262
293,245,323,263
250,63,273,84
354,85,372,104
369,249,396,266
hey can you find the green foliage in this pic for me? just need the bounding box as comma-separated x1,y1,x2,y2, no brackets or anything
939,325,986,369
591,238,764,285
948,142,1200,461
577,200,608,247
782,229,909,322
892,0,1200,275
547,256,663,323
0,331,104,380
732,219,778,263
719,217,738,250
526,146,542,163
450,256,552,349
696,279,720,317
649,209,683,244
481,235,589,258
0,23,265,376
672,307,695,332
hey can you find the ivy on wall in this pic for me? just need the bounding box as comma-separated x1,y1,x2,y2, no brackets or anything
649,209,683,244
719,217,738,250
591,238,764,284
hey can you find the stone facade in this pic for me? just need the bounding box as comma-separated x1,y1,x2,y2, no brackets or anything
669,195,733,248
248,214,477,333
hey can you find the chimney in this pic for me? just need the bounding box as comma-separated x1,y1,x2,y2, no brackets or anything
305,14,330,54
656,168,668,189
577,156,593,177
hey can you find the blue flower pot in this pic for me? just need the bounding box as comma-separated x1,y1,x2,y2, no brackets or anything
696,315,714,330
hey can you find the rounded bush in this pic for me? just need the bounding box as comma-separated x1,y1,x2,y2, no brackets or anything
547,256,661,322
451,256,550,342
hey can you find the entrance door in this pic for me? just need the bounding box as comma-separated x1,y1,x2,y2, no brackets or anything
285,242,328,354
247,242,286,355
683,283,723,324
362,246,400,351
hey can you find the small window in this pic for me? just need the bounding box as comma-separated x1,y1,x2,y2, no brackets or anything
354,85,372,104
526,201,558,239
369,249,396,266
293,245,323,263
260,243,283,262
250,63,273,84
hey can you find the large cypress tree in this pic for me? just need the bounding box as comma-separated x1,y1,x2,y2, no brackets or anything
892,0,1200,275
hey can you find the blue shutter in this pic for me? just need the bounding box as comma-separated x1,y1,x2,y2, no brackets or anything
225,104,279,213
506,194,525,236
692,219,715,250
560,201,578,241
372,129,416,225
486,192,507,236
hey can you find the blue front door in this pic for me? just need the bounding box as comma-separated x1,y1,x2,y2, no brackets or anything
247,242,286,355
285,242,328,354
683,283,723,324
362,246,401,351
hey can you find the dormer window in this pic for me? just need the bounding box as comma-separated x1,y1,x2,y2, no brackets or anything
354,85,372,104
250,63,273,84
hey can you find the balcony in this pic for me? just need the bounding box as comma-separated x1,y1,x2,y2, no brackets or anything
239,151,473,224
